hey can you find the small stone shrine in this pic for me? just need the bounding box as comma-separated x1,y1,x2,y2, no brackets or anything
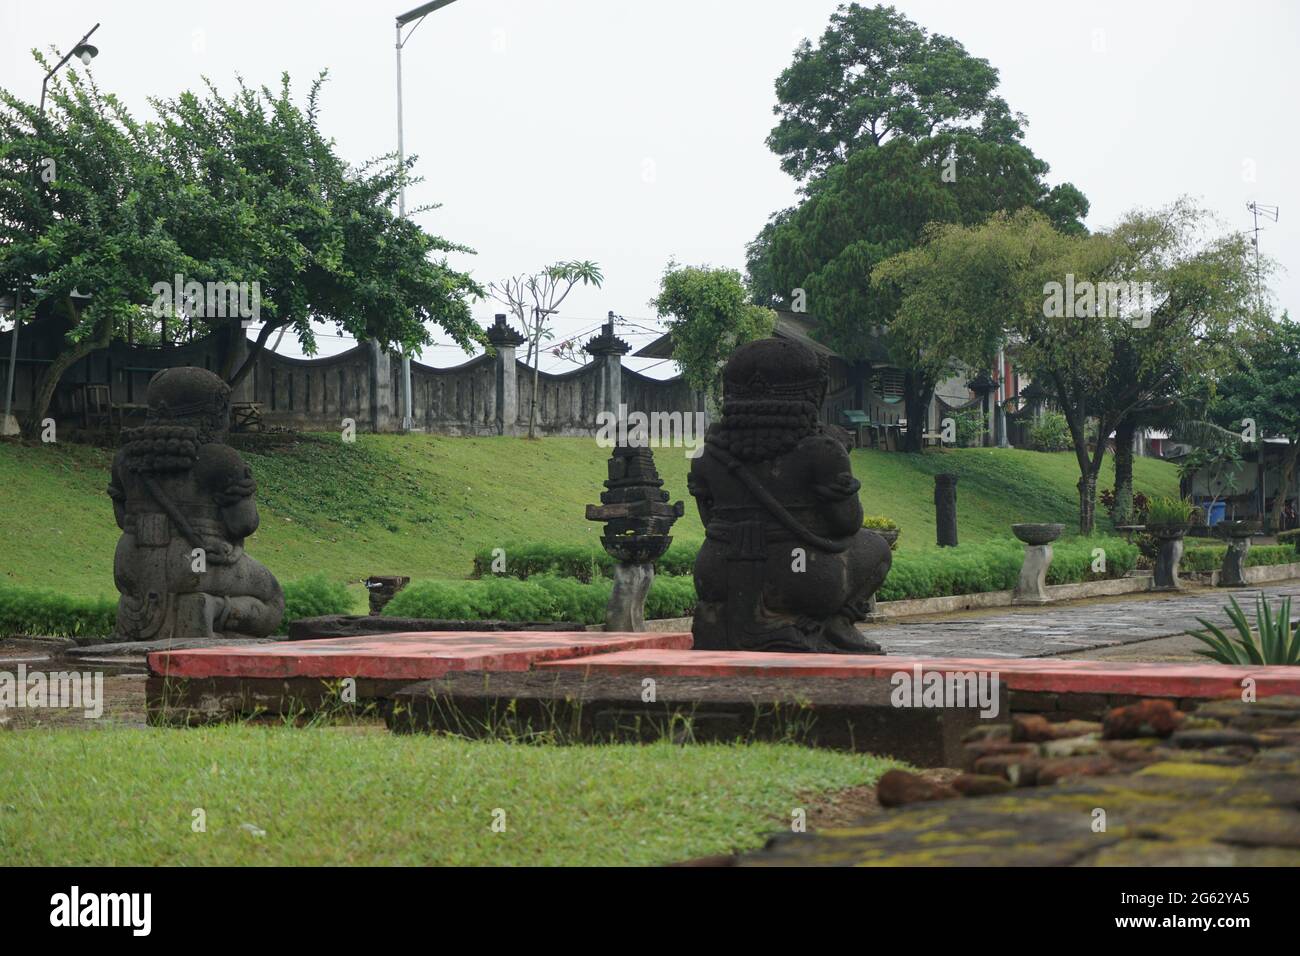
585,442,684,630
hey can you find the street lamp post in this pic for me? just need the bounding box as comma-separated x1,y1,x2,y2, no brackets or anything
3,23,100,437
394,0,458,433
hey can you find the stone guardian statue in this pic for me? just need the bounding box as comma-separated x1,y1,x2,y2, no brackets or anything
107,367,284,641
688,337,891,654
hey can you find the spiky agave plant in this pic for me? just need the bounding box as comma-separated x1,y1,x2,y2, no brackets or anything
1188,594,1300,665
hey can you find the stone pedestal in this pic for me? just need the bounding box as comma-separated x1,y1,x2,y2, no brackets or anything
606,562,654,631
1012,523,1063,605
1216,523,1256,588
1151,528,1186,590
935,474,959,547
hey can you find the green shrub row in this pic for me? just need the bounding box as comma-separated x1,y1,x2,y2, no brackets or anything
875,536,1138,602
0,575,354,640
470,540,698,581
383,573,697,625
1277,529,1300,552
1179,544,1297,573
0,584,117,638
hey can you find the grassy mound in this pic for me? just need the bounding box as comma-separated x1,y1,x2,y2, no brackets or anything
0,434,1179,602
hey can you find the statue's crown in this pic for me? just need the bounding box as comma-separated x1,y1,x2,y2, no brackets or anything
722,337,827,402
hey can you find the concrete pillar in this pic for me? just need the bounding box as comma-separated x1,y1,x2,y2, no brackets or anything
228,328,254,404
583,313,632,427
368,339,394,433
486,314,524,436
935,474,959,547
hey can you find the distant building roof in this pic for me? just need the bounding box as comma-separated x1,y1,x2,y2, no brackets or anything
634,310,889,364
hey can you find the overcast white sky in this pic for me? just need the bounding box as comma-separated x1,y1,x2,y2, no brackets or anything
3,0,1297,376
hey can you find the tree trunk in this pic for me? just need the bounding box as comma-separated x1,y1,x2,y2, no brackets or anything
1078,472,1098,535
24,301,110,438
527,331,541,440
226,321,281,390
1269,443,1300,533
902,370,934,453
1111,417,1136,526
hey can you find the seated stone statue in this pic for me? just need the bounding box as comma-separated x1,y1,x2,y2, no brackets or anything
688,337,891,654
107,367,284,641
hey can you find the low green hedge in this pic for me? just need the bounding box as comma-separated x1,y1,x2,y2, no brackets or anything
0,575,354,640
1277,529,1300,553
1180,543,1297,573
470,540,698,581
278,575,354,633
383,573,698,625
0,584,117,639
876,536,1138,602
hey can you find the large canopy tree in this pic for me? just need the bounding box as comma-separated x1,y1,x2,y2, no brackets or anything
1,63,483,435
767,2,1021,182
1209,314,1300,532
748,3,1086,451
150,72,484,388
0,56,196,435
874,203,1260,532
762,133,1086,450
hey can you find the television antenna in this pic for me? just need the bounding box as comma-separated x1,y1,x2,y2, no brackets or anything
1246,201,1279,312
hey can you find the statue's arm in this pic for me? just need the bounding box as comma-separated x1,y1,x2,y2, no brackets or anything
107,451,127,530
687,456,713,526
198,445,260,540
218,467,260,540
808,436,863,536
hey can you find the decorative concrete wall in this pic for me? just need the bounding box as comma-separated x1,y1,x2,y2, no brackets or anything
1,315,700,436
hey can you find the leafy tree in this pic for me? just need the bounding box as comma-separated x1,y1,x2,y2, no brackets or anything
875,203,1260,533
0,56,192,436
767,3,1019,182
1,63,484,436
150,73,484,387
1210,314,1300,532
765,134,1085,451
489,260,603,438
650,262,775,407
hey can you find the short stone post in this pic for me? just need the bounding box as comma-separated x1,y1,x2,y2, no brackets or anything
486,314,524,436
1012,524,1063,605
935,474,959,547
364,575,409,616
1216,522,1256,588
585,443,683,631
1151,526,1187,590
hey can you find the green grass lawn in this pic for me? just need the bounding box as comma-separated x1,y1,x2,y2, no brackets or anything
0,725,896,865
0,434,1179,601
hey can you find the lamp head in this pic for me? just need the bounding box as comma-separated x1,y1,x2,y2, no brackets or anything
73,43,98,65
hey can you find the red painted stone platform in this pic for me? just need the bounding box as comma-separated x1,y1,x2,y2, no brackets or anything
147,630,692,681
539,650,1300,700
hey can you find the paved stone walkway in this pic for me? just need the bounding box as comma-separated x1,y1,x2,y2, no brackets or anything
864,581,1300,659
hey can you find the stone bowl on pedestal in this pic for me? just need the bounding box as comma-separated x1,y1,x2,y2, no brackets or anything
1213,520,1259,540
1011,523,1064,546
601,532,673,565
1146,524,1189,541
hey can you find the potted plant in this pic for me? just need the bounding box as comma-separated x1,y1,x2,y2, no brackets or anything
1145,497,1194,589
863,515,901,551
